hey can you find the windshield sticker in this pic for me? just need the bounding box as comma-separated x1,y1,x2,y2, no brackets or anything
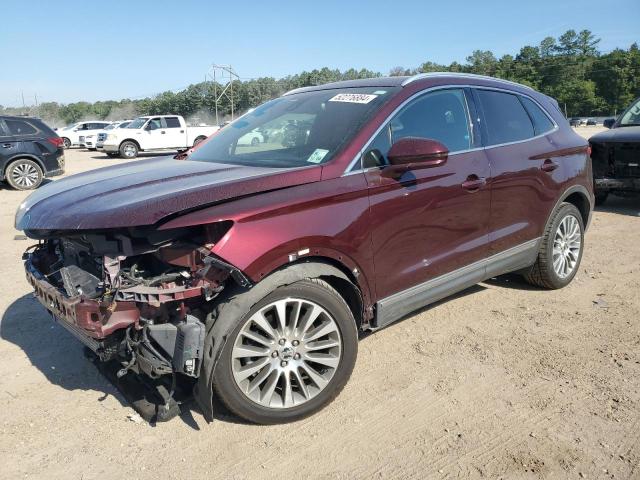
307,149,329,164
329,93,378,104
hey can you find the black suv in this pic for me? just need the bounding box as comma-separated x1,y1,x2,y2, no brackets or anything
0,116,65,190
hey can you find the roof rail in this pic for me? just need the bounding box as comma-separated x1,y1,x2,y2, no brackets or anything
401,72,533,90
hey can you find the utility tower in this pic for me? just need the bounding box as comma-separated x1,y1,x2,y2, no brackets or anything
207,64,240,125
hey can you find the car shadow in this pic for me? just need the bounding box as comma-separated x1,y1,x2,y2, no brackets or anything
482,273,543,291
0,178,53,191
595,194,640,218
0,294,212,429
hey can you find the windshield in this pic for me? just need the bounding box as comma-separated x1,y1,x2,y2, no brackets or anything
188,87,399,168
619,97,640,127
105,124,116,130
126,117,148,129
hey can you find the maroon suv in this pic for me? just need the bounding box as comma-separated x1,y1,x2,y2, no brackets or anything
16,73,593,424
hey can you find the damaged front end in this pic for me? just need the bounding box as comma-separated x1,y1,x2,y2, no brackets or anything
23,222,246,419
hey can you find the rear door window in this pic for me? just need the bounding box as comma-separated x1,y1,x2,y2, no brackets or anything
520,96,555,135
476,90,534,145
6,119,38,136
165,117,181,128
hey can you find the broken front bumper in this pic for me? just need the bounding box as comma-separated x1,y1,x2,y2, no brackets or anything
24,252,138,357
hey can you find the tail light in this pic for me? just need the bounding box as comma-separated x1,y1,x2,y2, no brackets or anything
47,137,64,148
587,145,592,157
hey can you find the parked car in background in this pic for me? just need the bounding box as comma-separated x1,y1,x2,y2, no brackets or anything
101,115,219,158
87,120,132,151
16,73,593,424
569,118,582,127
0,115,64,190
56,121,112,148
590,96,640,204
237,130,264,146
586,118,599,126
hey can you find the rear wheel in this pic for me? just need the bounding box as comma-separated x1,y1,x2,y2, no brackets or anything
6,159,43,190
193,136,207,147
62,137,71,149
524,203,584,289
212,279,358,424
250,136,260,146
119,141,138,159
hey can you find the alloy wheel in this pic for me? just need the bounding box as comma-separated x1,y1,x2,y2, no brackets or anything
11,162,40,188
231,297,342,409
552,214,581,279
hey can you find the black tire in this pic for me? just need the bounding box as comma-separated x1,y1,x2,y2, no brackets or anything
594,190,608,206
250,136,260,146
119,141,138,159
211,278,358,424
5,159,43,190
524,202,584,289
62,137,71,149
193,136,207,147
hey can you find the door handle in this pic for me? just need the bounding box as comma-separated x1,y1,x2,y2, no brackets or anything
180,130,185,133
2,143,12,148
461,175,486,192
541,159,558,172
161,131,166,134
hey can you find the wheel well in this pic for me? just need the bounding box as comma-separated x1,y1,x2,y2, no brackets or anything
563,191,590,226
286,256,365,328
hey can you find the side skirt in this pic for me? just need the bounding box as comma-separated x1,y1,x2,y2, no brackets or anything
373,238,540,330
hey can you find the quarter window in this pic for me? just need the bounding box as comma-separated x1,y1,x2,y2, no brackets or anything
6,120,37,136
520,96,555,135
476,90,534,145
391,89,472,153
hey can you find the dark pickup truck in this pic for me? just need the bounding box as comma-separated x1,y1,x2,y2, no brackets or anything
590,97,640,205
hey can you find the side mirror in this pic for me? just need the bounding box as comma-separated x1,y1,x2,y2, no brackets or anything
603,118,615,129
383,137,448,177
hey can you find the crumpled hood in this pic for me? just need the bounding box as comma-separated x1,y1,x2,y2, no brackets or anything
590,126,640,143
16,157,321,231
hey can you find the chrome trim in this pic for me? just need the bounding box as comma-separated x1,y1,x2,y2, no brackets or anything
401,72,535,91
374,238,541,329
343,84,559,175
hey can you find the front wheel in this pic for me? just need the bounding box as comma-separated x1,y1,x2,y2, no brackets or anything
119,141,138,159
212,279,358,424
524,203,584,289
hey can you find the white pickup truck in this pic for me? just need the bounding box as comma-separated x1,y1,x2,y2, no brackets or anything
101,115,219,158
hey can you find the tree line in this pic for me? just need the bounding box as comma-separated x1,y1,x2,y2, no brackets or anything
1,29,638,126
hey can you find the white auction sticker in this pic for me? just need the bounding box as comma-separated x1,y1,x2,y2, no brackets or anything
307,148,329,164
329,93,378,104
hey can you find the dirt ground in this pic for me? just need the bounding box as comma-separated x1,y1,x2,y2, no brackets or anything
1,132,639,480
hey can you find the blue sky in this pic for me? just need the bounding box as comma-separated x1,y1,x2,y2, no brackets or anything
1,0,638,106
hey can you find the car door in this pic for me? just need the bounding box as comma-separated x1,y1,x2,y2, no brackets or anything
143,117,166,149
163,116,186,148
473,88,559,258
363,88,491,325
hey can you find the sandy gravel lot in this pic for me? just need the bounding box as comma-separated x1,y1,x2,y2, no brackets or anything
1,137,639,479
